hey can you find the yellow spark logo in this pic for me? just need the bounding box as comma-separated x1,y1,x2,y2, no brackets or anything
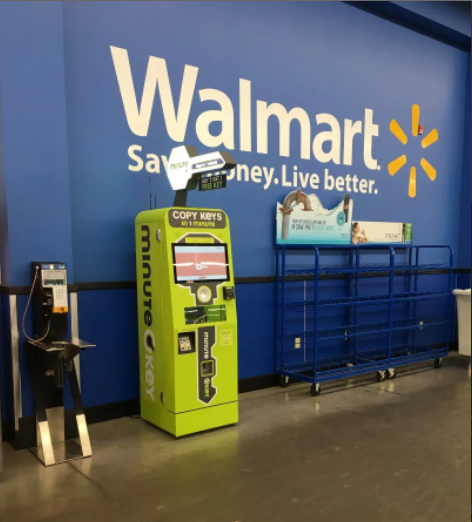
388,104,438,198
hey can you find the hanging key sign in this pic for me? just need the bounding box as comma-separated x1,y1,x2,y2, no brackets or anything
166,145,236,191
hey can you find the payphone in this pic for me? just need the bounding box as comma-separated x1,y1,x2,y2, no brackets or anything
135,146,238,437
28,262,69,342
23,262,95,466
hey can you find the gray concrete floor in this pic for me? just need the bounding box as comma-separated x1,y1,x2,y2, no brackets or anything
0,357,470,522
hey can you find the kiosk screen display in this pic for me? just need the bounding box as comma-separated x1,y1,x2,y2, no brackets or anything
173,244,229,283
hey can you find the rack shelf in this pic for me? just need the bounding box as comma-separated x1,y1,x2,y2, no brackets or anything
285,316,450,341
275,244,454,395
286,263,451,277
285,290,451,309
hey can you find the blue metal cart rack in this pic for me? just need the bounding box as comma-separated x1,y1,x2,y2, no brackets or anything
275,244,454,396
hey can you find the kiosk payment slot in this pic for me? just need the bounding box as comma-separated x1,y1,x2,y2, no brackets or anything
135,146,238,437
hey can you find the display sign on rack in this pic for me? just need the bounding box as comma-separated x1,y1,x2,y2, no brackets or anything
276,190,354,245
351,222,413,245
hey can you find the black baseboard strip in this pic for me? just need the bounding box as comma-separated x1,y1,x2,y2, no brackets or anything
0,285,31,295
84,377,279,420
1,376,278,448
239,374,278,394
1,421,13,446
2,267,469,295
74,281,137,292
84,398,141,424
3,416,37,450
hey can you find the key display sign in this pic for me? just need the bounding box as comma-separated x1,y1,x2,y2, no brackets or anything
199,174,227,192
166,145,236,191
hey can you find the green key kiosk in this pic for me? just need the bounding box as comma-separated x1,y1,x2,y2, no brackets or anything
136,145,238,437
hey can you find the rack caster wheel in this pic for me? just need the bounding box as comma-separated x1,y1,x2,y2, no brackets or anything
376,370,387,383
279,375,289,388
310,384,321,397
434,358,444,369
387,369,397,380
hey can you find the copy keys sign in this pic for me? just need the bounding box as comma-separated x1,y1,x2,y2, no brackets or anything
168,208,227,229
197,326,217,404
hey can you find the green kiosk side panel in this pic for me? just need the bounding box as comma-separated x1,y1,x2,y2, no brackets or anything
136,208,239,437
135,210,171,418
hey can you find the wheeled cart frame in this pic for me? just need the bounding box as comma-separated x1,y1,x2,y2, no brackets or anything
275,245,454,396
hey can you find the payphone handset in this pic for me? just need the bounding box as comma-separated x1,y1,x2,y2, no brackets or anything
23,263,69,343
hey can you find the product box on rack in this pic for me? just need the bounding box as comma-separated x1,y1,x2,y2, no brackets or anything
276,190,353,245
351,222,412,245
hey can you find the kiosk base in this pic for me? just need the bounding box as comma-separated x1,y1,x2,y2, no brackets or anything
141,400,239,438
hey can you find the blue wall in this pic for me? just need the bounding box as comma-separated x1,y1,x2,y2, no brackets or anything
77,290,139,407
62,1,468,282
0,2,74,286
458,52,471,270
0,2,470,426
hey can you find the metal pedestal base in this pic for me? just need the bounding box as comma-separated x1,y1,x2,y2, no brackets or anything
30,439,88,466
29,409,93,467
26,339,95,467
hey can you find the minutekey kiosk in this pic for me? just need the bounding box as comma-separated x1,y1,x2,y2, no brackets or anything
136,146,238,437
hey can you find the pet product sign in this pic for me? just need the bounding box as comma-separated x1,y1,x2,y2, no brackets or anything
276,190,353,245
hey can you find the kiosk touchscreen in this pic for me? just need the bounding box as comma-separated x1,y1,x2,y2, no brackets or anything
135,146,238,437
173,244,230,283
